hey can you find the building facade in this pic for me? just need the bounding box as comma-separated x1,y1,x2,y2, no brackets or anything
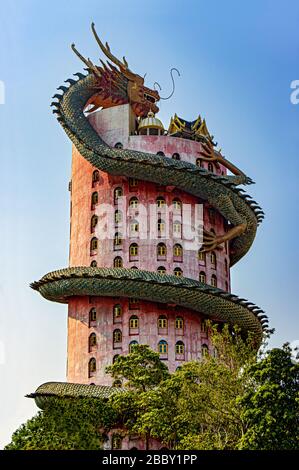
29,25,268,450
68,104,231,385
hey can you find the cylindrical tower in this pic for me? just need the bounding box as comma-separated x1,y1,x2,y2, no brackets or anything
30,28,268,451
67,104,231,385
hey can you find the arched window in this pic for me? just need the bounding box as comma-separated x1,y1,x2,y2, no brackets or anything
114,142,123,149
157,218,165,234
156,151,165,156
129,340,138,353
211,274,217,288
172,152,180,160
174,267,183,277
129,177,138,189
113,256,123,268
201,320,207,333
129,196,139,209
173,243,183,258
157,266,166,275
157,243,167,258
129,315,139,329
89,333,97,351
129,243,138,258
156,196,166,209
158,340,168,355
88,358,96,376
208,162,214,172
114,210,122,224
210,251,217,268
225,258,228,274
89,308,97,324
131,266,138,270
198,250,206,264
91,191,98,207
173,220,181,235
201,344,209,357
114,187,123,204
196,158,204,167
113,354,120,363
158,315,167,329
199,271,206,284
113,304,122,320
114,232,122,249
90,237,98,253
208,208,216,224
113,329,122,344
175,316,184,329
92,170,99,185
111,434,122,449
172,198,182,211
91,214,98,232
130,219,139,233
90,260,97,267
175,341,185,355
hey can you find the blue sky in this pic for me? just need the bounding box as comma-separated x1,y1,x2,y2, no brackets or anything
0,0,298,448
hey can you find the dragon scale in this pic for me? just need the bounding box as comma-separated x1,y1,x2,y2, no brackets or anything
32,28,268,405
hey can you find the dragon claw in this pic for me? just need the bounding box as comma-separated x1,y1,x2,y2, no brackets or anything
200,229,222,252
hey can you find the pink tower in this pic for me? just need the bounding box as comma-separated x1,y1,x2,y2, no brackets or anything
67,104,231,386
29,26,267,450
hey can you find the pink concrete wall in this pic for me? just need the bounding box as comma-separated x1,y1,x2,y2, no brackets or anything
67,104,231,386
67,296,212,386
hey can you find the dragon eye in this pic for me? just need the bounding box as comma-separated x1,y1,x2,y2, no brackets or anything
144,93,156,103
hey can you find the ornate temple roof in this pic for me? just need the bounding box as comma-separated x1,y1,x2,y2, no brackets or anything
168,113,214,142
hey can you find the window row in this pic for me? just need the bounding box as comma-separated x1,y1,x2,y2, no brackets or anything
89,308,210,334
89,309,185,330
90,237,220,266
88,341,209,376
156,152,221,174
113,337,187,354
90,238,221,269
91,189,182,208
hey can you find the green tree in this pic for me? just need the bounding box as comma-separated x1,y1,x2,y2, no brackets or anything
238,344,299,450
106,344,170,449
106,344,169,392
132,324,257,450
107,325,257,450
5,397,115,450
7,333,298,451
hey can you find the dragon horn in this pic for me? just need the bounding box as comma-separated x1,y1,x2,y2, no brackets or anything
71,43,102,80
91,22,134,77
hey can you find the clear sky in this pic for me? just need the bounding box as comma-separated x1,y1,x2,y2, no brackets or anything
0,0,298,449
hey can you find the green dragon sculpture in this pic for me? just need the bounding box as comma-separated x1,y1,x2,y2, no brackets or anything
32,24,268,346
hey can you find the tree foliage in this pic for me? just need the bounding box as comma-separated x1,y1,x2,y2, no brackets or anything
238,344,299,450
106,344,169,391
5,397,115,450
5,332,299,450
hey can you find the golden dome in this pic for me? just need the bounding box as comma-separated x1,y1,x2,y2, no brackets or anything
138,111,164,135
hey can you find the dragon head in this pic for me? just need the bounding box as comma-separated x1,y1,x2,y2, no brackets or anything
71,23,160,117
